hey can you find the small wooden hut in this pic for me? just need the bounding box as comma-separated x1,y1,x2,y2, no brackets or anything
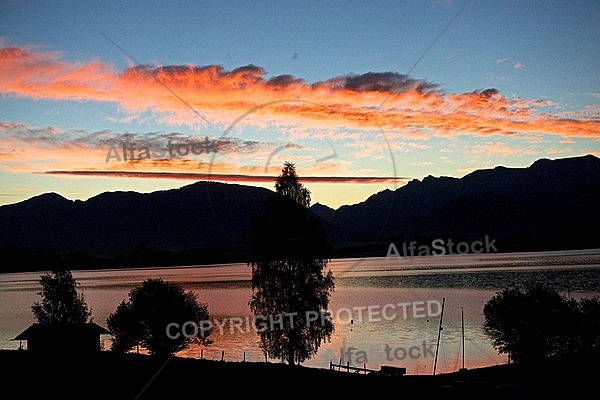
13,322,110,353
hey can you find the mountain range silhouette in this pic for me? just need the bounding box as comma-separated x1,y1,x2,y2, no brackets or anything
1,154,598,272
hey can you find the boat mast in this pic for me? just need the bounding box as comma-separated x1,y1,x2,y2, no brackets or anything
433,297,445,375
461,306,466,371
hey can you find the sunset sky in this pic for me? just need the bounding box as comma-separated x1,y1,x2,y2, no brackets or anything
1,0,599,209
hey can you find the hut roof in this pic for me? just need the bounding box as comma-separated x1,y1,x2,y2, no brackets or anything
13,322,110,340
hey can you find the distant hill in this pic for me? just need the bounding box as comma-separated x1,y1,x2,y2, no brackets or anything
1,154,599,272
0,182,273,249
0,182,277,271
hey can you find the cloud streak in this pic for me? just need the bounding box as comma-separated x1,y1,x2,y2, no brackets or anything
43,170,405,184
2,45,599,140
0,122,394,182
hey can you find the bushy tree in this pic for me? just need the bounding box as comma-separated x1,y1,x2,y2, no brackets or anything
106,278,211,357
31,269,91,324
249,161,334,366
483,281,600,364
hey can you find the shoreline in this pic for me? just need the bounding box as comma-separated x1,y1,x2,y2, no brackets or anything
2,247,599,280
3,349,596,398
2,247,600,275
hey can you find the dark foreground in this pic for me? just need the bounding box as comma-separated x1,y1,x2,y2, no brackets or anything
2,349,597,399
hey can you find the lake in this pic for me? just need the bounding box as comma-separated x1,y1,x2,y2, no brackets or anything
1,249,599,375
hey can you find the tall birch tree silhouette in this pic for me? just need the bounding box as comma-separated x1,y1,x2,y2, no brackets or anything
249,161,334,366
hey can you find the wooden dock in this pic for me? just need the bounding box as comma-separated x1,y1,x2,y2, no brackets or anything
329,360,406,376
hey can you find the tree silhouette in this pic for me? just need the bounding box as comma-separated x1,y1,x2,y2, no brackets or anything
274,161,311,208
106,278,211,357
249,161,334,366
483,281,600,364
31,269,91,324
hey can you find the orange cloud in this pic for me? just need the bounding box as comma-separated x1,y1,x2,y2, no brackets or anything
0,47,116,101
2,45,599,140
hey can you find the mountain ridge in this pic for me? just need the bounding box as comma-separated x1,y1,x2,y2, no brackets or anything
1,154,599,272
313,154,600,244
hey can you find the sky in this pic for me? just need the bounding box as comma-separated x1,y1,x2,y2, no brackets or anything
1,0,599,209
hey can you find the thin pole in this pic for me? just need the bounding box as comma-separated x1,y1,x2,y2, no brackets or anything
461,307,465,370
433,297,445,375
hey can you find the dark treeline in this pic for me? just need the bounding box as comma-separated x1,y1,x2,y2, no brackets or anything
2,230,598,274
0,244,246,273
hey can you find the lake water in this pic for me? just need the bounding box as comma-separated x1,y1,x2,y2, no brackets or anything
1,249,599,375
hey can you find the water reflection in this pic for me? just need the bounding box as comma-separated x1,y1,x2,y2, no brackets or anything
338,267,600,292
1,250,599,374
